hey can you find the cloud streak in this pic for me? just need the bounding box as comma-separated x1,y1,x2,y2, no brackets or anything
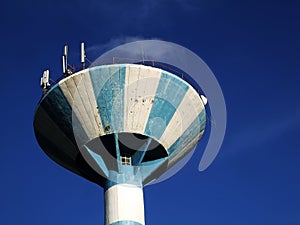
86,36,161,59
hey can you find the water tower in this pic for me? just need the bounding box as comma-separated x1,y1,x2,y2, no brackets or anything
34,42,207,225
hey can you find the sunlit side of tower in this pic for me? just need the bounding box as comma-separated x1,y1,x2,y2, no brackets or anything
34,43,207,225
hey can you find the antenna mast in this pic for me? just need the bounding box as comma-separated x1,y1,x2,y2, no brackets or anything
62,45,68,76
40,70,50,94
81,42,86,69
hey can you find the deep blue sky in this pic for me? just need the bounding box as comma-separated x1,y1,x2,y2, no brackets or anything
1,0,300,224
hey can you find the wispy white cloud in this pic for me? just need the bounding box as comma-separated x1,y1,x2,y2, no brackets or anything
86,36,161,58
86,36,145,54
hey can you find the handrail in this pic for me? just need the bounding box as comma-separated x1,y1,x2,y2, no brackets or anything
42,57,202,96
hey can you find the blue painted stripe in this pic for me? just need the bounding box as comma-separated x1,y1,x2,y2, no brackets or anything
131,138,152,166
89,65,126,134
85,146,109,177
110,221,142,225
144,71,189,140
40,85,89,146
168,109,206,156
114,133,121,168
104,169,143,190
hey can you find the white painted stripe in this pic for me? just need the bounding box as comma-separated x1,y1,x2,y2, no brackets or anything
105,184,145,225
77,70,105,136
59,70,104,143
159,87,204,149
124,65,161,134
59,75,93,139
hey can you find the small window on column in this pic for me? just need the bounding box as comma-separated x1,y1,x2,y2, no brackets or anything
121,156,131,165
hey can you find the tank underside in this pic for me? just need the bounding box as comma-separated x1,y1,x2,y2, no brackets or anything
33,64,206,186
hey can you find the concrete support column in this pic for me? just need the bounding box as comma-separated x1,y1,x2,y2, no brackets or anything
105,183,145,225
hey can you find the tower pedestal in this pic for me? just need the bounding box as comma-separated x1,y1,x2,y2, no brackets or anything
105,169,145,225
105,183,144,225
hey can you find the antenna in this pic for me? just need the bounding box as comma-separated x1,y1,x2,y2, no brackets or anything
81,42,85,69
62,55,66,75
40,70,50,93
64,45,68,60
63,45,68,75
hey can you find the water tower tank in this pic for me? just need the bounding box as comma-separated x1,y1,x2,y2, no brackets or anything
34,61,206,225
